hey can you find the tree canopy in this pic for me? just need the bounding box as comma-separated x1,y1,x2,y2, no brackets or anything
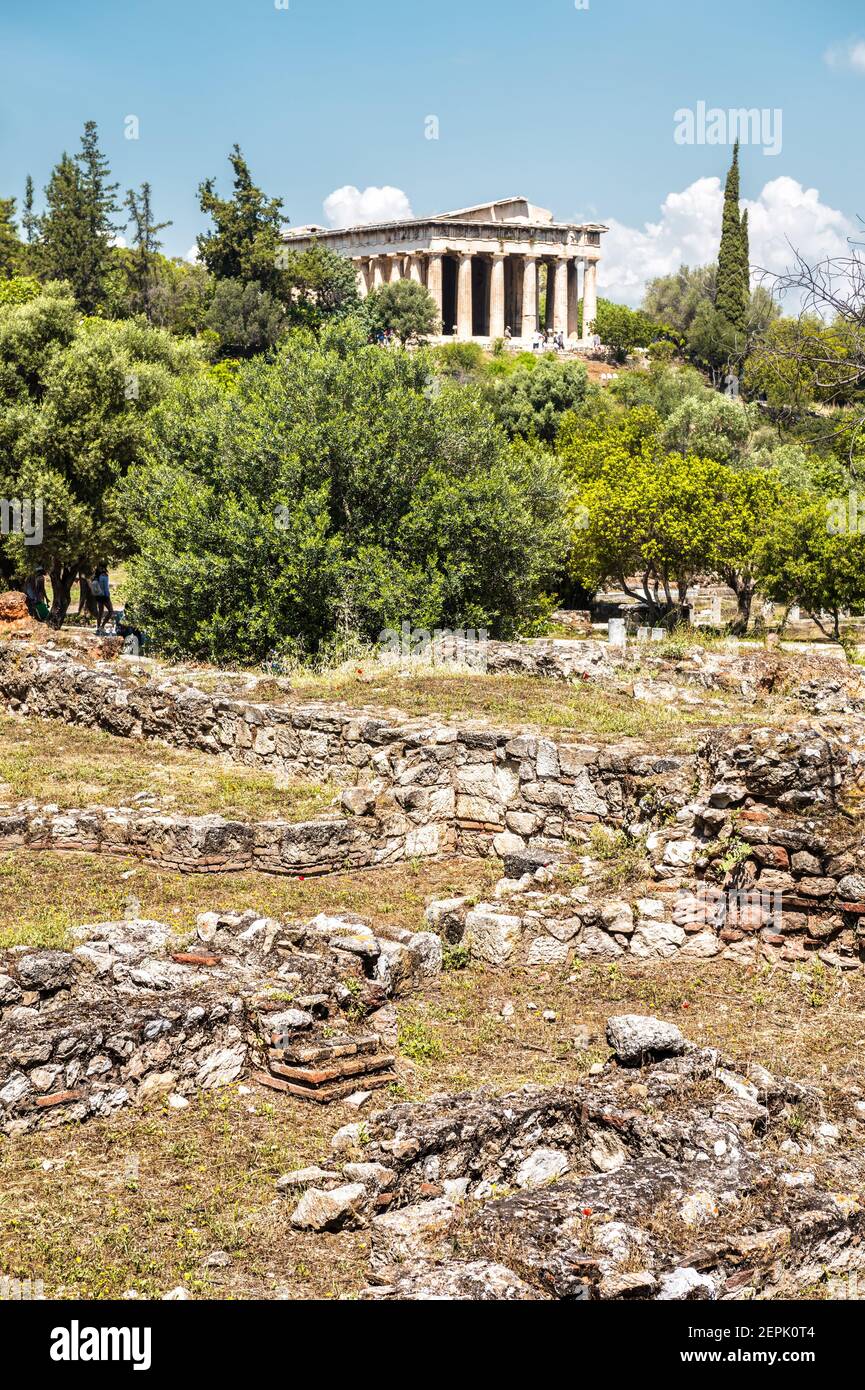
123,323,568,662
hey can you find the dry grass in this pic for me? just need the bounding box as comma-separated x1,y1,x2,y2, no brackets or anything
174,664,773,750
0,714,337,823
0,848,501,950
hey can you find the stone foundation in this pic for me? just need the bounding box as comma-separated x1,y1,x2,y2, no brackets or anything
0,908,442,1135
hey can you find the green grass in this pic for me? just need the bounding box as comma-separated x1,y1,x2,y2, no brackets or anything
0,714,338,823
0,848,501,950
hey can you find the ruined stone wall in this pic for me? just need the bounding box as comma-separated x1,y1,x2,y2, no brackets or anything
0,801,449,877
3,645,865,879
0,645,679,862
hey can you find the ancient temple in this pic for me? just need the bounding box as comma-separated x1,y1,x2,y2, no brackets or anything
281,197,606,343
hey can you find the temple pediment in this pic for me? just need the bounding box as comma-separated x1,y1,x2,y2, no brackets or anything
435,197,554,225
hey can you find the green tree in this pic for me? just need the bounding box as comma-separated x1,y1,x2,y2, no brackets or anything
0,197,21,277
282,241,360,329
197,146,285,295
21,175,38,245
590,299,661,362
123,322,568,662
486,354,589,442
0,284,204,622
38,123,120,314
565,410,771,628
0,275,41,307
365,279,439,343
659,393,754,467
686,299,744,379
716,143,749,332
125,183,172,322
642,265,716,334
204,278,288,357
757,496,865,640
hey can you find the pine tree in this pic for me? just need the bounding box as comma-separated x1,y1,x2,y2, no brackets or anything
21,175,38,243
715,143,748,331
0,197,21,277
197,146,286,294
37,154,93,299
125,182,172,321
38,123,120,312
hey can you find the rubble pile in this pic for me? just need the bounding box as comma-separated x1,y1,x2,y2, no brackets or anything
283,1015,865,1301
0,908,441,1134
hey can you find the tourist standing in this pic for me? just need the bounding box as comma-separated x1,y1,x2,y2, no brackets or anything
94,566,114,633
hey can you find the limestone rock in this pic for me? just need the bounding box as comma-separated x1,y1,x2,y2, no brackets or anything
290,1183,367,1232
606,1015,685,1066
464,909,522,967
516,1149,570,1188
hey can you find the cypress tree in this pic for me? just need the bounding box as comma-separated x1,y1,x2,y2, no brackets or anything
197,146,286,294
37,154,92,299
0,197,21,277
21,175,38,244
715,142,748,331
739,206,750,315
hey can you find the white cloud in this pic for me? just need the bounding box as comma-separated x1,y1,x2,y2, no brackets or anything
185,243,200,263
600,176,856,307
824,38,865,73
323,185,413,228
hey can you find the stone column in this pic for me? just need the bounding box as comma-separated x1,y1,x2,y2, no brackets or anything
567,259,580,338
489,254,506,340
372,258,386,290
409,255,424,284
521,255,538,338
353,258,370,300
457,252,473,339
582,259,599,340
389,255,404,283
554,256,569,335
427,253,443,329
545,262,556,332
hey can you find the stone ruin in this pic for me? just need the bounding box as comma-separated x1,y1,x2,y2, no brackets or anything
4,634,865,1302
0,907,441,1135
279,1014,865,1301
4,641,865,970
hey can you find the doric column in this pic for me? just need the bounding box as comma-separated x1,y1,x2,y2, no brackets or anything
567,259,580,338
409,255,424,284
521,255,538,338
489,254,506,340
582,259,599,339
426,253,443,327
353,258,370,300
457,252,473,338
389,255,404,283
372,258,386,290
554,256,569,335
544,263,555,332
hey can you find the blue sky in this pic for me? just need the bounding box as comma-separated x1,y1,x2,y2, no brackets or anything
2,0,863,298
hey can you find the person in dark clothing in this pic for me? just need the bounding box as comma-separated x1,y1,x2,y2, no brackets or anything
24,568,47,619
